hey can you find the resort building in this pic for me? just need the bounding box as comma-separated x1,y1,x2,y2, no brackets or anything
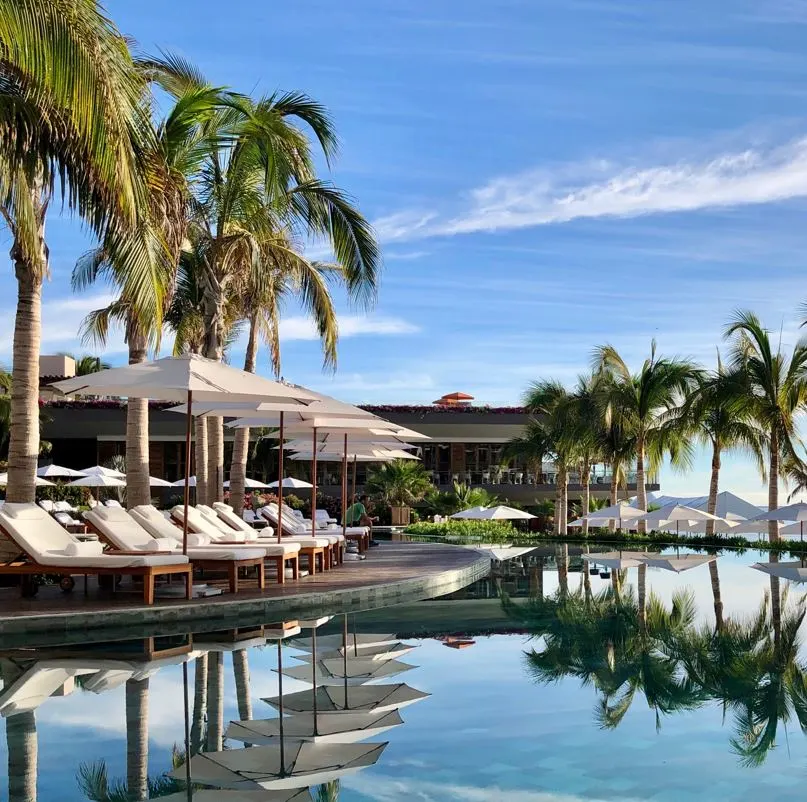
38,360,659,503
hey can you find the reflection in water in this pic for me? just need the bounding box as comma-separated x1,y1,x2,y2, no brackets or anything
0,618,427,801
504,551,807,766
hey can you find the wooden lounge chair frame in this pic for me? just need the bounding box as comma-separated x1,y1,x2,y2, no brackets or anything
257,508,342,570
84,518,267,593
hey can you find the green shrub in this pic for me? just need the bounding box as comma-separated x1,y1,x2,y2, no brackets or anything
404,519,517,543
37,484,91,507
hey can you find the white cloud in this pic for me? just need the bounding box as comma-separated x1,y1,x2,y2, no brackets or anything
279,314,419,341
370,135,807,242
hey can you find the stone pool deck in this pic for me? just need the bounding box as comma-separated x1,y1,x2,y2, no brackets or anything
0,541,489,647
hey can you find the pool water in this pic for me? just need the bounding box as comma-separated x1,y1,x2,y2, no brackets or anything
2,544,806,801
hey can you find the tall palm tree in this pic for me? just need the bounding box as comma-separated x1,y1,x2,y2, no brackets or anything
74,85,223,508
598,415,636,532
315,781,340,801
523,381,577,535
232,649,252,723
125,678,148,802
725,312,807,542
593,341,698,532
569,374,604,537
228,250,340,510
58,353,111,375
2,659,38,802
503,419,550,485
0,0,156,504
189,654,208,756
206,651,224,752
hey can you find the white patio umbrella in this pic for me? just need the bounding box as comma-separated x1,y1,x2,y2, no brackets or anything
36,465,86,479
568,502,646,529
641,553,717,573
752,558,807,583
0,473,54,487
79,465,126,479
637,503,724,535
224,477,271,489
174,742,388,791
581,551,648,570
450,505,535,520
294,642,416,663
264,683,430,714
171,475,196,487
290,633,398,652
53,354,318,552
68,475,126,487
276,658,416,686
750,502,807,541
148,476,173,487
268,477,314,489
160,791,311,802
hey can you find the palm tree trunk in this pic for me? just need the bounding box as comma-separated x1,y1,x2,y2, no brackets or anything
636,435,647,534
556,543,568,597
553,477,562,536
583,547,592,602
190,654,208,756
125,678,149,802
768,430,779,543
609,469,618,533
6,192,47,510
229,314,259,511
703,442,721,538
709,558,723,632
206,651,224,752
195,417,209,506
232,649,252,721
6,710,37,802
770,560,781,650
559,465,568,535
207,416,224,503
580,458,590,536
637,563,647,629
125,324,151,508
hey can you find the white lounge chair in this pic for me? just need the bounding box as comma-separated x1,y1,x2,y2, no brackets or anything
131,505,300,583
213,502,274,537
53,511,86,534
53,500,79,514
0,503,191,603
263,503,361,556
316,509,338,525
104,499,124,508
37,500,55,514
196,504,248,536
84,506,270,592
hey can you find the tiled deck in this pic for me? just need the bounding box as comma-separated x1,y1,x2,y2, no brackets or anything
0,541,490,647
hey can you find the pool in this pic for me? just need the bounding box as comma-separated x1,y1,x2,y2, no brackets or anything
1,544,805,801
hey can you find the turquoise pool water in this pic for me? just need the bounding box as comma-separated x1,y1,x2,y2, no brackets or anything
2,544,806,801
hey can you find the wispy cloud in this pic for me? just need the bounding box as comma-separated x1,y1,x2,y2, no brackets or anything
373,135,807,242
279,314,420,341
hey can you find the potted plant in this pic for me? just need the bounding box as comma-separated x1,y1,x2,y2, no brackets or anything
365,460,433,526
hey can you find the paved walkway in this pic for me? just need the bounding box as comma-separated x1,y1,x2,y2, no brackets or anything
0,542,490,646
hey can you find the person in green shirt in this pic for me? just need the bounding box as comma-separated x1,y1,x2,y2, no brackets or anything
344,495,379,546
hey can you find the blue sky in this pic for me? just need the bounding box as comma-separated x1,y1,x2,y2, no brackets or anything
5,0,807,501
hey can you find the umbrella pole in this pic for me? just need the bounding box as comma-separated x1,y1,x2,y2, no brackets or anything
277,412,284,545
343,613,349,709
342,434,348,540
312,626,318,735
351,455,358,505
277,639,285,775
182,661,192,802
311,428,318,539
182,390,193,555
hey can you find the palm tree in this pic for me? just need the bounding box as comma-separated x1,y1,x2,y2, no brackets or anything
598,415,636,532
6,710,36,802
58,353,111,375
0,0,156,504
153,62,380,504
569,374,604,537
315,781,340,801
725,312,807,543
74,84,223,508
523,381,578,535
503,419,550,485
189,654,208,756
366,460,433,519
593,341,698,532
206,651,224,752
77,749,185,801
232,649,252,722
125,678,148,802
228,250,340,510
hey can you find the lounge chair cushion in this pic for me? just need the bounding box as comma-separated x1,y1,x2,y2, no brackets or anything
65,541,104,557
3,503,47,520
171,506,249,542
212,502,256,535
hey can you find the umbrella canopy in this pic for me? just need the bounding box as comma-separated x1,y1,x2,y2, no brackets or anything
461,544,538,562
638,504,724,528
172,475,196,487
173,742,387,791
68,474,126,488
224,477,272,489
752,560,807,582
160,791,311,802
225,709,404,745
0,473,54,487
291,633,397,652
284,435,418,449
148,476,173,487
264,683,430,714
582,551,648,570
79,465,126,478
642,554,716,573
294,642,417,663
450,505,535,520
750,502,807,522
679,519,741,534
569,502,646,525
35,465,86,478
268,477,314,489
52,354,319,405
166,393,373,420
288,449,417,462
277,658,415,686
